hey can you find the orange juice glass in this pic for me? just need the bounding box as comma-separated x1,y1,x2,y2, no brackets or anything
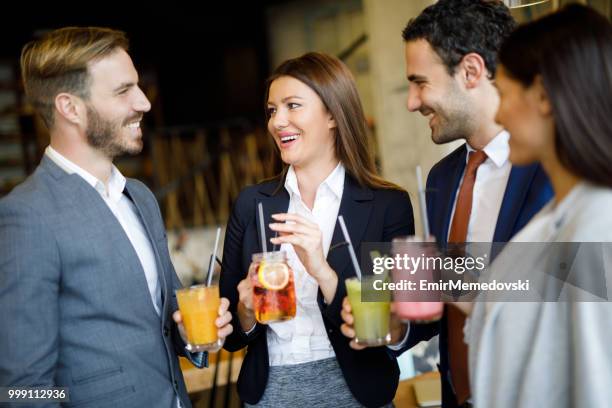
175,284,222,352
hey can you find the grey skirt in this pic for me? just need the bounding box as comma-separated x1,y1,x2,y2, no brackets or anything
244,357,394,408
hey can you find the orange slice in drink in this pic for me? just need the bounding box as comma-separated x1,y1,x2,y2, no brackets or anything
258,261,289,290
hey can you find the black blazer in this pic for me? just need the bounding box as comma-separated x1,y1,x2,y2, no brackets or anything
220,173,414,407
397,144,553,408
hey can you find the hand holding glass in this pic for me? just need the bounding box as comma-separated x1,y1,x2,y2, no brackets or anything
345,276,391,346
175,284,224,352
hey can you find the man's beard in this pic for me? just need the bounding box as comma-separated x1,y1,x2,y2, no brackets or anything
86,105,142,158
427,84,476,145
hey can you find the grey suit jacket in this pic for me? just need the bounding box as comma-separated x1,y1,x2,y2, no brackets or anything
0,156,205,407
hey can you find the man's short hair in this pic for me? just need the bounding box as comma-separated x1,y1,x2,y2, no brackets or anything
402,0,516,78
20,27,129,128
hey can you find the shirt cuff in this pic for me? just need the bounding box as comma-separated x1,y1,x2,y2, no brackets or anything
183,348,208,368
386,323,411,351
244,322,257,336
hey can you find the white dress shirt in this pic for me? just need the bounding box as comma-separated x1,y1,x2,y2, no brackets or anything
45,146,162,315
448,131,512,243
394,132,512,352
266,163,344,366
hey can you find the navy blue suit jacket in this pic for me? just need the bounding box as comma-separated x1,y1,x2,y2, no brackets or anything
220,174,414,407
400,144,553,408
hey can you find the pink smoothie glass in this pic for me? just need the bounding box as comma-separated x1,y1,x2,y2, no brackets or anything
391,235,443,322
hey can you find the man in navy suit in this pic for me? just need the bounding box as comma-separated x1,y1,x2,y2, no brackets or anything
341,1,553,407
398,1,553,407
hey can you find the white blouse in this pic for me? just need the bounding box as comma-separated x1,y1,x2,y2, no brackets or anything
466,182,612,408
266,163,345,366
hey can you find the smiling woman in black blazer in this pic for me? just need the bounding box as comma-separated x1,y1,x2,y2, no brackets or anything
219,52,414,408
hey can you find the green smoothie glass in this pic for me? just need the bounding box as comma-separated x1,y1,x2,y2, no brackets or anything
345,276,391,346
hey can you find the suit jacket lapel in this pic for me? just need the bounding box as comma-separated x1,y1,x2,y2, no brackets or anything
327,175,374,280
493,164,538,243
123,181,170,315
44,158,131,256
43,158,162,318
440,146,467,245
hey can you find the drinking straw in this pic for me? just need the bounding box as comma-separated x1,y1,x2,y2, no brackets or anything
258,202,267,254
338,215,362,280
416,165,430,240
206,226,222,287
272,230,279,252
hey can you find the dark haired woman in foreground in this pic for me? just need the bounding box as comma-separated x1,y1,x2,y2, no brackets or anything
457,5,612,407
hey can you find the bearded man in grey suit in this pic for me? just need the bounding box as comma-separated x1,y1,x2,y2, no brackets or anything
0,27,233,407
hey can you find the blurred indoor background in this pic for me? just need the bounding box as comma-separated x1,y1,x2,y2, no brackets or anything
0,1,609,406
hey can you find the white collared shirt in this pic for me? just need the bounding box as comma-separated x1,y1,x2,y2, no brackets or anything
266,163,345,366
45,146,162,316
394,132,513,353
448,131,512,243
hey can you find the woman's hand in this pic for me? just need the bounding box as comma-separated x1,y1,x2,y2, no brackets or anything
340,297,408,350
269,213,338,303
236,265,258,332
340,297,367,350
269,213,328,281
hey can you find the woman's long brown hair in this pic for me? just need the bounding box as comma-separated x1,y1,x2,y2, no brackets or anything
499,4,612,188
264,52,404,193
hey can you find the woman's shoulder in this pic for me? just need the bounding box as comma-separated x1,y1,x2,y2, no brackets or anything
231,177,284,217
370,185,412,206
236,177,283,200
563,184,612,240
